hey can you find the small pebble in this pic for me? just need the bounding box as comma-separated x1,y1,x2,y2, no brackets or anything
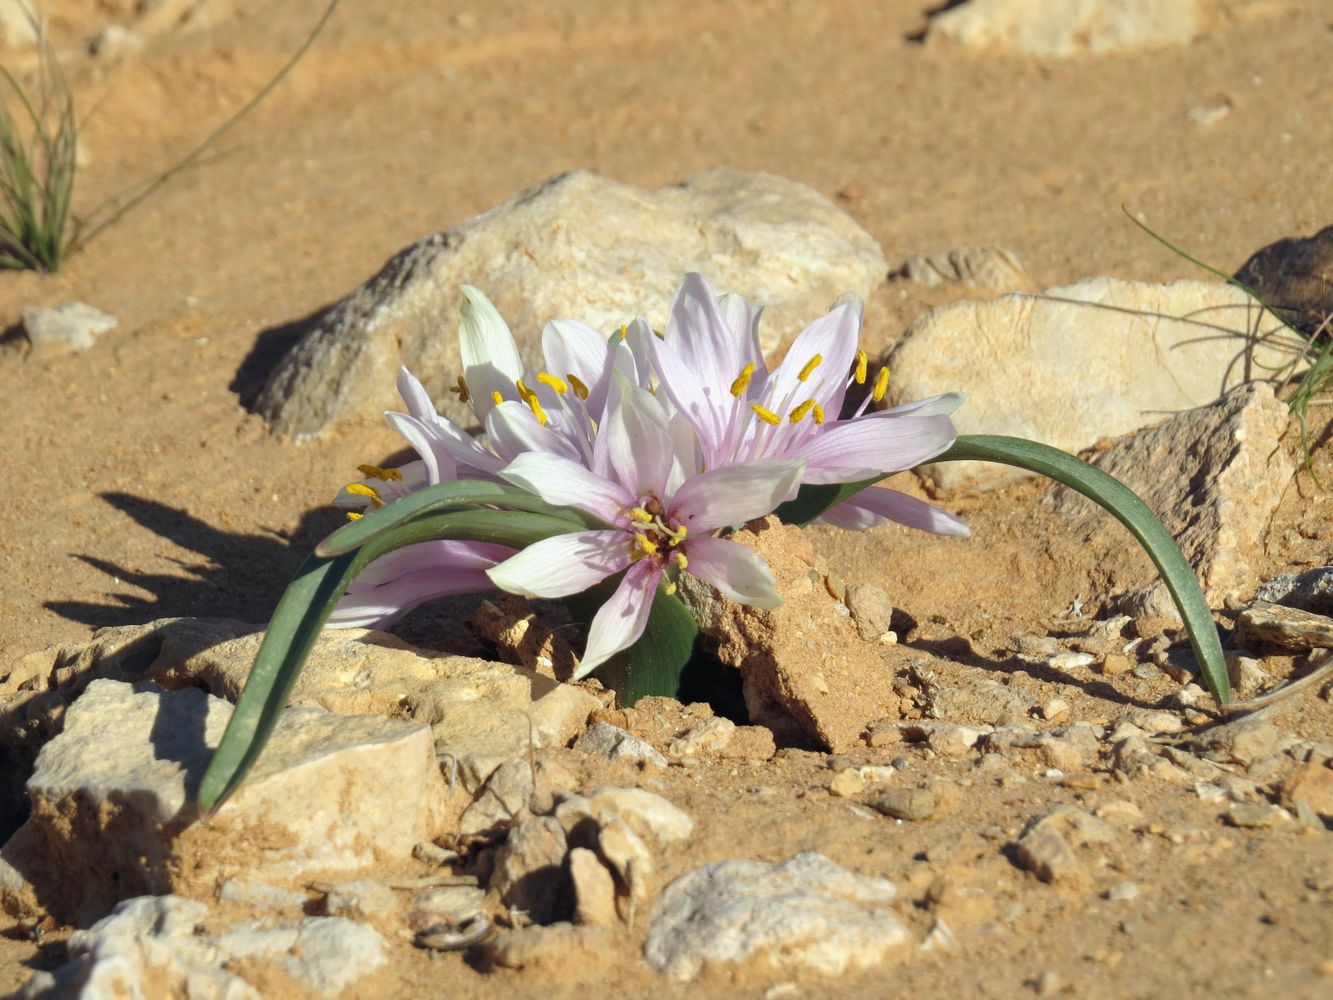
1041,698,1071,723
868,787,935,821
1107,881,1140,902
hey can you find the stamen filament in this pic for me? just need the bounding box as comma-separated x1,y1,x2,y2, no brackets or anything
730,363,756,397
536,372,568,394
855,349,868,385
872,366,890,402
789,399,816,424
751,403,781,426
797,354,823,381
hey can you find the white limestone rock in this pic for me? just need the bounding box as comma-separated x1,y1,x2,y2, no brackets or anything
18,894,384,998
1047,381,1294,609
645,852,908,981
928,0,1214,57
0,679,446,924
21,302,118,354
887,278,1298,489
255,168,887,437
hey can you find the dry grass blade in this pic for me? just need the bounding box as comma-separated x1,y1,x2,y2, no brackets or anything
0,25,77,272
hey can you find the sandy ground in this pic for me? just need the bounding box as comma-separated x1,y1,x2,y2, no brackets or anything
0,0,1330,996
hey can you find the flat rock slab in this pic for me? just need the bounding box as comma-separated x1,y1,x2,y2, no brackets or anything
18,894,384,998
255,168,887,437
927,0,1223,57
887,277,1298,490
0,679,447,925
1046,381,1294,607
3,617,585,824
645,852,907,982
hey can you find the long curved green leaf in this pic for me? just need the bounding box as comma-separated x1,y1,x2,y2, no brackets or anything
197,508,583,814
316,478,592,558
778,434,1230,705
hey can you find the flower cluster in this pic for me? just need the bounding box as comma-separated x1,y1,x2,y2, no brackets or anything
333,274,965,677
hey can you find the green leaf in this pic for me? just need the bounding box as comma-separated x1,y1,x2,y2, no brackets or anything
317,478,593,557
777,434,1230,705
570,582,701,706
196,508,584,814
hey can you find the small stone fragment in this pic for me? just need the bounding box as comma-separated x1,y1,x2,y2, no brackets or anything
890,244,1033,291
1013,807,1114,888
868,787,936,822
573,722,668,767
22,301,118,354
320,879,400,922
1226,802,1290,829
569,847,619,927
1107,881,1140,902
1279,763,1333,820
1236,601,1333,652
490,815,572,925
644,853,906,981
483,923,618,972
1099,653,1132,677
553,786,694,845
460,757,534,835
666,716,736,758
844,584,895,641
1040,698,1071,724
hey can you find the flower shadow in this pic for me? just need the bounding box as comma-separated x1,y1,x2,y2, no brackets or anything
45,492,346,629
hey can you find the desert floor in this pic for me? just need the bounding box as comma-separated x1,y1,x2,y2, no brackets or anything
0,1,1330,997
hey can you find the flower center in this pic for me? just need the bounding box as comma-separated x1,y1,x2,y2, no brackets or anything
626,497,689,589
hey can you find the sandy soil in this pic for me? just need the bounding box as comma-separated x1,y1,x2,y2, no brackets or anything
0,0,1330,996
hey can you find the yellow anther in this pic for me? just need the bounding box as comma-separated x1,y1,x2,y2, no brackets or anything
751,403,781,426
664,580,678,596
346,511,363,521
357,464,403,482
673,551,688,570
568,374,590,400
629,507,654,523
730,363,756,397
855,349,868,385
345,483,384,508
797,354,823,382
789,399,816,424
675,524,687,539
516,378,533,402
813,403,826,425
634,534,659,558
491,390,504,405
872,366,889,402
448,375,470,403
619,323,628,339
536,371,568,394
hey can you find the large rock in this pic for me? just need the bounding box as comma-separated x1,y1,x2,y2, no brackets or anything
3,618,593,825
1047,381,1294,609
679,517,900,752
927,0,1216,57
18,894,384,999
1233,224,1333,335
887,278,1298,489
0,679,447,925
644,852,908,981
255,168,888,437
